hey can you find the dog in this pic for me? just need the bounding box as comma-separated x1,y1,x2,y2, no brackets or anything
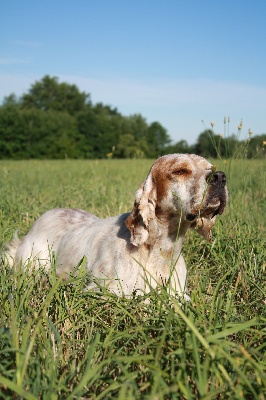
3,154,227,299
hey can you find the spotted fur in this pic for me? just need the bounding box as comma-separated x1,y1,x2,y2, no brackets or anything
3,154,228,299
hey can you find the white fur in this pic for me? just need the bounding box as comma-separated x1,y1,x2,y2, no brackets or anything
3,154,228,299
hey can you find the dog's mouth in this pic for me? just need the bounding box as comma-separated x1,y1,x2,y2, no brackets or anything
186,190,227,222
204,195,226,218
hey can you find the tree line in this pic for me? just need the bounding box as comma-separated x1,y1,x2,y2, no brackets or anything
0,75,265,159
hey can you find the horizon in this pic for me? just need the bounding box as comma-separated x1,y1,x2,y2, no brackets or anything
1,0,266,144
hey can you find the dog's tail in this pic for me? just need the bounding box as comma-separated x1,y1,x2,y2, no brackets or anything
2,231,21,267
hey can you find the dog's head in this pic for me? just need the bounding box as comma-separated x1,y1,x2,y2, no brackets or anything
126,154,228,246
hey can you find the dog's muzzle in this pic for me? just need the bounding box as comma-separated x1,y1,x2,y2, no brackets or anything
208,170,227,217
186,170,227,221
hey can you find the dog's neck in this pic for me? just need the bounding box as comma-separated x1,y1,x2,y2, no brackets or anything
154,214,190,254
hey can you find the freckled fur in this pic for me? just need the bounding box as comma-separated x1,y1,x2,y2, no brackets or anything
3,154,228,299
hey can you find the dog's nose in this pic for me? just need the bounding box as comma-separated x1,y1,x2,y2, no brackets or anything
208,171,226,187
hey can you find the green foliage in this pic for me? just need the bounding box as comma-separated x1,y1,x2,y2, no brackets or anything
76,104,123,159
164,139,191,155
0,105,82,159
0,75,266,159
1,76,265,159
20,75,90,115
146,121,171,158
0,76,171,159
193,127,266,160
0,158,265,398
246,133,266,158
116,133,145,158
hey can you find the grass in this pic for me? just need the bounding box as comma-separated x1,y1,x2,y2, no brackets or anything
0,157,265,399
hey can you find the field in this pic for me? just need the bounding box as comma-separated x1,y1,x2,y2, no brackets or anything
0,158,265,399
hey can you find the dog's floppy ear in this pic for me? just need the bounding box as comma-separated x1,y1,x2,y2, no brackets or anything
126,173,158,246
191,217,216,242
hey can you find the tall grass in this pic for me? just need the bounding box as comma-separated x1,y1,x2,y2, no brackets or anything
0,157,265,399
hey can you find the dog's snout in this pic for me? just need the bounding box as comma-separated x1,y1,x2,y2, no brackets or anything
208,171,226,187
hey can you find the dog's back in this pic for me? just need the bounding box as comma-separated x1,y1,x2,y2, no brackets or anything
3,208,99,270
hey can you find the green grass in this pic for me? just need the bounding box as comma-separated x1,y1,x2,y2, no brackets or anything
0,158,265,399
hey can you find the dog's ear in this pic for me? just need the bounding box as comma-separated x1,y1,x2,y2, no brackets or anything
126,173,158,246
191,217,216,242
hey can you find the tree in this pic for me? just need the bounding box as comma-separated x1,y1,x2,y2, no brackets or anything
0,104,83,159
0,75,212,159
21,75,90,115
124,114,148,141
77,105,123,158
194,130,219,158
115,133,146,158
164,139,192,155
0,103,26,158
146,122,171,157
246,133,266,158
20,109,81,158
2,93,19,106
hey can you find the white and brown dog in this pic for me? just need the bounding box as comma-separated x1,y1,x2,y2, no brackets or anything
4,154,227,299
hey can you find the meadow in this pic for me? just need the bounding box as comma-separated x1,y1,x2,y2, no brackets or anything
0,157,265,399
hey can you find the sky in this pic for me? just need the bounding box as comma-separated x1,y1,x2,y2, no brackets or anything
1,0,266,144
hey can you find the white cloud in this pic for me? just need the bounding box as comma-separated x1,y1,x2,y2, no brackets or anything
61,75,266,110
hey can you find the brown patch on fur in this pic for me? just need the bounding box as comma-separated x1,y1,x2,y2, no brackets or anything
125,209,143,235
160,248,173,261
170,162,192,176
191,217,216,242
151,158,192,204
60,208,94,222
151,158,173,203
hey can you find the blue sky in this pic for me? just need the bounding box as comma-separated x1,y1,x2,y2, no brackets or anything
1,0,266,144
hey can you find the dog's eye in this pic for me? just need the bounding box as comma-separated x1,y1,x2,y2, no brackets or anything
172,168,190,175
